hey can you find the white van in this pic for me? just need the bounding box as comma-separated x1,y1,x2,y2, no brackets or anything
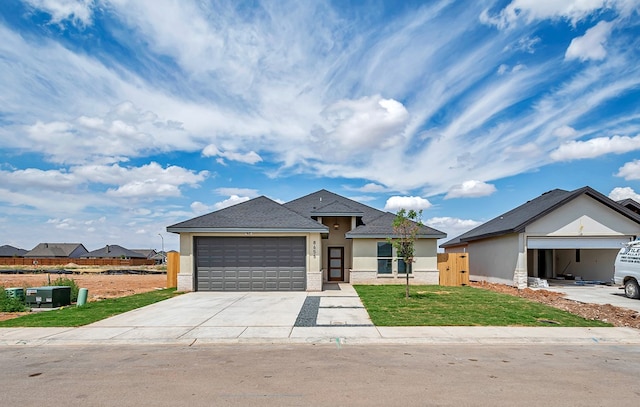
614,239,640,299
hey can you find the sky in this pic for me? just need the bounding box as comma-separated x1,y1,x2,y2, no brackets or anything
1,0,639,253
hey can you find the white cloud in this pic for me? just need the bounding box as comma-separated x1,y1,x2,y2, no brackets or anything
190,201,212,214
550,134,640,161
215,188,259,197
106,180,181,198
426,216,483,242
0,168,76,191
0,162,208,206
20,102,194,165
202,145,263,165
384,196,432,212
609,186,640,201
553,125,578,138
349,183,388,193
24,0,95,27
565,21,613,62
482,0,622,28
313,95,409,160
213,195,251,210
445,180,497,199
616,160,640,180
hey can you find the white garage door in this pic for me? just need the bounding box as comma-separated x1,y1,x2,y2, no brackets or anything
527,237,631,249
194,236,306,291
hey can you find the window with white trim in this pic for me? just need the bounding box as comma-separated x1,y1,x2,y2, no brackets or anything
377,242,393,274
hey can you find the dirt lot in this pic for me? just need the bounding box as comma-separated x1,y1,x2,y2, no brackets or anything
472,281,640,329
1,270,166,322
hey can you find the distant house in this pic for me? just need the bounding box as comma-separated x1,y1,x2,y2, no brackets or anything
81,245,148,259
131,249,158,259
441,186,640,288
132,248,164,264
24,243,88,258
618,198,640,215
0,245,27,257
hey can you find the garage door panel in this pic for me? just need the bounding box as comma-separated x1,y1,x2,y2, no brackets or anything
195,237,306,291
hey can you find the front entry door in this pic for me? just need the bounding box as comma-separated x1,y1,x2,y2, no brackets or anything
328,247,344,281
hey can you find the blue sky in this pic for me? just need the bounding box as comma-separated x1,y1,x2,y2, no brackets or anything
1,0,639,252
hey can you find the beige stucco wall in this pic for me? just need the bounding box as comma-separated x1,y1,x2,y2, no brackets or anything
526,195,640,237
351,238,439,285
467,233,523,286
175,232,322,292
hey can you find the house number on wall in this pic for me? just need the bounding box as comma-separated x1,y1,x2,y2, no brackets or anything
312,241,317,258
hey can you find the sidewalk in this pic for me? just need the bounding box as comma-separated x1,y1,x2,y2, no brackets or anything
1,284,639,346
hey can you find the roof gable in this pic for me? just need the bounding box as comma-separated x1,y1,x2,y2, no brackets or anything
284,189,383,222
618,198,640,214
0,245,27,257
346,212,446,239
24,243,88,258
82,245,147,259
310,200,364,217
441,186,640,247
167,196,329,232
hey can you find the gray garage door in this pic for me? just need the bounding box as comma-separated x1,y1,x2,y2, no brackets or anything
194,236,306,291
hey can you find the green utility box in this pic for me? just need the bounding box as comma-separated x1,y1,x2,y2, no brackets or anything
25,286,71,308
5,287,25,301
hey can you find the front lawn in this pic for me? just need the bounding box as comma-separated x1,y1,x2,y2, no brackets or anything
0,288,178,327
354,285,610,327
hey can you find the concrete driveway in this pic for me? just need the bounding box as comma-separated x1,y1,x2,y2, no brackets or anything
543,283,640,313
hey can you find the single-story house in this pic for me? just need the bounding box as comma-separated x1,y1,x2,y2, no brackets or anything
132,249,164,264
24,243,88,258
167,189,446,292
441,186,640,288
81,245,148,259
0,245,27,257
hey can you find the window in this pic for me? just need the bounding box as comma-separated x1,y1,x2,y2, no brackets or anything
397,259,411,274
377,242,392,274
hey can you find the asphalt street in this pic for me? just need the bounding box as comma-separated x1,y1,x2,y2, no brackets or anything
2,344,639,406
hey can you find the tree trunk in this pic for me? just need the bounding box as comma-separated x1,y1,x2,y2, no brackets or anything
405,262,411,299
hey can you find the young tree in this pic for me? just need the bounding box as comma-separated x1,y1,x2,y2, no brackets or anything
389,209,423,299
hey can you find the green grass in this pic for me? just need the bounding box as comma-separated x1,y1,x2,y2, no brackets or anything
0,289,178,328
354,285,610,327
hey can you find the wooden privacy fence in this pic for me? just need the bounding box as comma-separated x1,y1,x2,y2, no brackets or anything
0,257,155,266
438,253,469,286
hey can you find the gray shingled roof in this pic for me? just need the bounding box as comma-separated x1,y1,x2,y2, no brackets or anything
0,245,27,257
441,186,640,248
310,200,365,217
167,196,329,232
284,189,383,222
24,243,88,258
82,245,148,259
131,249,158,259
346,212,446,238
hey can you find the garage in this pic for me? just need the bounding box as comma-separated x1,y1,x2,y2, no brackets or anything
527,237,630,282
194,236,307,291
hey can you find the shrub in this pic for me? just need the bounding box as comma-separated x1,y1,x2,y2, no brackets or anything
0,286,27,312
49,277,80,302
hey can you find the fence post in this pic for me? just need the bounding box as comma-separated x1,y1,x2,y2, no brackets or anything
166,251,179,288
